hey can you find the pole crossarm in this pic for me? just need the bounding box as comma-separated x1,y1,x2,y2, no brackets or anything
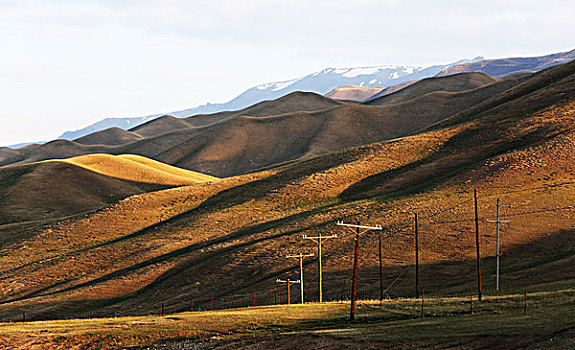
286,253,315,258
302,234,337,244
276,279,301,284
337,221,382,235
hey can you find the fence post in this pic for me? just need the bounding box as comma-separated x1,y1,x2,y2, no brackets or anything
524,285,527,316
470,287,473,314
421,290,424,318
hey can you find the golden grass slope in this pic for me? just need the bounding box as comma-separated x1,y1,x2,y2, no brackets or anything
0,61,574,322
55,154,217,185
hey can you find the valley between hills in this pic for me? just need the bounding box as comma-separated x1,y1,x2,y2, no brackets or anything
0,58,575,348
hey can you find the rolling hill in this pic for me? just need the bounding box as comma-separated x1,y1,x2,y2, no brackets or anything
0,59,574,323
365,72,498,106
0,154,216,225
74,127,143,146
0,74,524,177
324,85,385,101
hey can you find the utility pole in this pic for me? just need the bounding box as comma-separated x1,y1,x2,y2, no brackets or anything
378,232,384,306
415,213,419,299
303,233,338,303
286,253,315,303
337,221,382,321
474,189,482,301
487,198,509,291
276,279,300,305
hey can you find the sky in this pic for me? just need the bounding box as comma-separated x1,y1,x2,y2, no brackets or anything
1,0,574,146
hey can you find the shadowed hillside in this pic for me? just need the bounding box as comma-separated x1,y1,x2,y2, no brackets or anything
0,60,574,322
365,72,498,106
74,127,143,146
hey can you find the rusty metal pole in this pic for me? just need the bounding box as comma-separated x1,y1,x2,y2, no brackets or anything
211,296,214,311
474,189,482,302
287,279,291,305
350,226,360,321
415,213,420,299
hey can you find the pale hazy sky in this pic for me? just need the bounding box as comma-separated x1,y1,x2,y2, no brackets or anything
1,0,574,145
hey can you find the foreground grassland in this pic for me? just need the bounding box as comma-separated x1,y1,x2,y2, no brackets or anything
0,280,573,349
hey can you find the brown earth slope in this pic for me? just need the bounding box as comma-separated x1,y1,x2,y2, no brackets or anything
0,60,574,321
74,127,143,146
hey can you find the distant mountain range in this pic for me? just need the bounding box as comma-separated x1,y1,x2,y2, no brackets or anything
44,57,482,143
8,48,575,148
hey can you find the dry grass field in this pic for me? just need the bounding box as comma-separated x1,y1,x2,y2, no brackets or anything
0,279,572,349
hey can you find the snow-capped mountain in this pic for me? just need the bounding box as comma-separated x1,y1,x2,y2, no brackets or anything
169,57,483,117
50,56,488,141
53,57,484,142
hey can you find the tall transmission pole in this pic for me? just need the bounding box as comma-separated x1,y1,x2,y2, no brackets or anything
276,279,300,305
487,198,509,291
378,232,384,305
303,233,338,303
415,213,420,299
286,253,314,303
337,221,382,321
474,189,482,302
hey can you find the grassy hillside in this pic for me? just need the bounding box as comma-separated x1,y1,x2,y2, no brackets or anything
0,61,574,325
0,154,216,226
58,154,217,185
0,74,574,323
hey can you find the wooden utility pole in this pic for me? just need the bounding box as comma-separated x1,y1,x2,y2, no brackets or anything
474,189,482,301
276,279,300,305
487,198,509,291
286,253,315,303
415,213,419,299
303,233,338,303
378,233,384,305
337,221,382,321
